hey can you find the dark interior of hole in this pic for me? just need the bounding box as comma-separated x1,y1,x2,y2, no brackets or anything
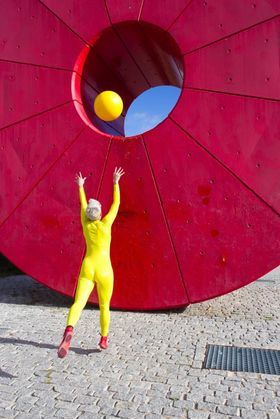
79,21,184,136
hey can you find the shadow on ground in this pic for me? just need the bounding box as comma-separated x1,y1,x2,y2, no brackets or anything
0,336,100,356
0,275,76,308
0,274,187,314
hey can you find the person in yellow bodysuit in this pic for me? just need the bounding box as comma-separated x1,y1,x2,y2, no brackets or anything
58,167,125,358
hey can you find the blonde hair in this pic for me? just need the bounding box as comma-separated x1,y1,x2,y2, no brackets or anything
86,199,101,220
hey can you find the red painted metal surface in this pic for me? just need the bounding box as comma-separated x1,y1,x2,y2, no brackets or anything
0,0,84,69
170,0,280,54
171,90,280,213
40,0,110,45
183,17,280,99
0,104,84,224
0,0,279,309
143,118,280,302
106,0,143,24
1,61,72,129
141,0,191,30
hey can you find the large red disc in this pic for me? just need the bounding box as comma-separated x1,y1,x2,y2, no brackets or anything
0,0,279,309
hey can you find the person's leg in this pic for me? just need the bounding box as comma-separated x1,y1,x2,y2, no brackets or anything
96,268,114,349
58,276,94,358
67,276,94,327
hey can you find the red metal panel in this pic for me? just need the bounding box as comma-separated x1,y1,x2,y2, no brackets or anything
143,118,280,302
0,103,84,224
184,17,280,99
40,0,110,44
171,89,280,213
92,136,189,309
140,0,191,30
0,128,110,296
170,0,280,53
106,0,143,23
0,62,72,129
0,0,84,68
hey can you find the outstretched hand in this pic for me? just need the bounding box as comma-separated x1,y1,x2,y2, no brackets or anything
113,167,125,184
75,172,87,187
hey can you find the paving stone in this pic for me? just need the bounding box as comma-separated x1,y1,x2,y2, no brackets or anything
217,405,241,415
54,408,80,418
173,399,195,409
54,400,80,410
0,409,16,419
117,408,144,418
188,410,210,418
162,406,187,417
137,403,162,415
77,404,100,414
253,402,278,411
240,409,268,419
268,413,280,419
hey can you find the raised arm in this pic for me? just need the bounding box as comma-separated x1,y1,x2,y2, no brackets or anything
103,183,120,225
75,172,87,221
102,167,124,226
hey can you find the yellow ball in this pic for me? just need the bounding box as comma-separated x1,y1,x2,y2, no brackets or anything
94,91,123,122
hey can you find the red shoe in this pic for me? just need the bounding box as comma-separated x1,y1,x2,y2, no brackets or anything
57,326,73,358
99,336,108,349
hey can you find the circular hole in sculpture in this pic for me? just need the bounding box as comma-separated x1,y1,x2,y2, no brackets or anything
72,21,184,137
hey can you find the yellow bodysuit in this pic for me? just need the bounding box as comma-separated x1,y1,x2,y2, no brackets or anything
67,183,120,336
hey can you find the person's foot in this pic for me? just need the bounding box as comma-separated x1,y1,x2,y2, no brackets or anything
57,326,73,358
99,336,108,349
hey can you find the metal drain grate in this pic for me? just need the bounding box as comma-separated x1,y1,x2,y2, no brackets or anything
203,345,280,375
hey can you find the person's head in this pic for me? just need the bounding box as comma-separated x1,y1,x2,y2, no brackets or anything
86,199,102,221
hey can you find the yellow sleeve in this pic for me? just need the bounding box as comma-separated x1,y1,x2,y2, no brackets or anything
79,185,87,222
102,183,120,225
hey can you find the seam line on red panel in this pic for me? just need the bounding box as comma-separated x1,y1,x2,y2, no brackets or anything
137,0,145,21
97,137,113,199
141,135,191,301
104,0,146,23
0,60,97,83
167,0,194,31
0,126,85,229
104,0,113,24
0,58,73,72
184,86,280,103
183,13,280,56
0,100,73,133
169,116,280,218
38,0,91,47
0,60,87,81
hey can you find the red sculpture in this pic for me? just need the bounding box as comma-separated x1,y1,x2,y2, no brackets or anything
0,0,279,309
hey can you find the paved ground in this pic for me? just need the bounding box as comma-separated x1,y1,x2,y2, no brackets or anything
0,267,279,419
